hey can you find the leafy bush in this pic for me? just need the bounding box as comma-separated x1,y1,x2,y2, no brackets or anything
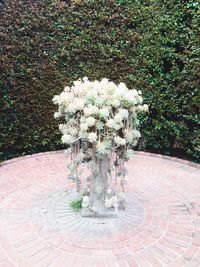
0,0,199,162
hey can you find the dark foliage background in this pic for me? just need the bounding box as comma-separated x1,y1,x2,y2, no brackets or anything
0,0,199,162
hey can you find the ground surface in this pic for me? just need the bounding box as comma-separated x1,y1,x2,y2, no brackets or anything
0,151,200,267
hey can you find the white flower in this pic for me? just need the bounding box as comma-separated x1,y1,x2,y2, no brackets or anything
125,91,137,104
119,109,129,118
61,134,72,144
86,117,96,127
83,77,88,82
106,82,116,94
142,104,149,112
59,124,64,131
95,97,104,107
99,107,110,119
67,103,76,113
132,130,141,139
136,95,143,104
74,99,85,110
73,87,85,97
52,95,61,105
80,123,88,131
60,92,73,105
118,82,128,90
87,90,97,100
124,130,133,143
100,78,109,85
114,113,123,123
106,119,116,128
73,80,82,87
79,130,87,138
54,111,62,119
96,141,107,154
69,127,78,136
114,136,126,146
114,87,126,98
112,99,120,108
88,132,97,143
107,119,122,130
59,124,68,134
64,86,70,92
84,105,99,116
96,120,104,130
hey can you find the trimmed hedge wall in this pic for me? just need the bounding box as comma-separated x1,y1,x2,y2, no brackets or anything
0,0,199,162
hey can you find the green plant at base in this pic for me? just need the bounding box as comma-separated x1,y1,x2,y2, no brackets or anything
70,199,82,212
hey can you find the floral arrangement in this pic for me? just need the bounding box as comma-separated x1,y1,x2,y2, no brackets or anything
53,77,148,216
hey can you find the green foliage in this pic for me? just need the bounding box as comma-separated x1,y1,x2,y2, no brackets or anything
70,199,82,212
0,0,199,162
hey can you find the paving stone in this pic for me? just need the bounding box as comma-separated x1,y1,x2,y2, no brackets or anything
0,151,199,266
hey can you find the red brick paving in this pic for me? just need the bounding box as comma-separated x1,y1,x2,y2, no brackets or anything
0,151,199,267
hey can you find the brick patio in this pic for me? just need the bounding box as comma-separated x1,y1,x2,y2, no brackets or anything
0,151,199,267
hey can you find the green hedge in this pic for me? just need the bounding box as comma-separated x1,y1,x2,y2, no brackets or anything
0,0,199,162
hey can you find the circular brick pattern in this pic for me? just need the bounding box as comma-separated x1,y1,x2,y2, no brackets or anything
0,151,199,267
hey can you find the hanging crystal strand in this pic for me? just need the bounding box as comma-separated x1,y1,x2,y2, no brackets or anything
108,150,112,188
115,153,117,185
74,141,79,191
89,142,96,211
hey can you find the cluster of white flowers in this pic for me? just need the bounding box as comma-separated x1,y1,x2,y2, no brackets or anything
53,77,148,153
88,132,97,143
53,78,148,213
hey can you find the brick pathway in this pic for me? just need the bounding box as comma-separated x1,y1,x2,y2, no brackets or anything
0,151,200,267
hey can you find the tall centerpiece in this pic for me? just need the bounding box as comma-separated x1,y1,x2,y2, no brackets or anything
53,78,148,217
